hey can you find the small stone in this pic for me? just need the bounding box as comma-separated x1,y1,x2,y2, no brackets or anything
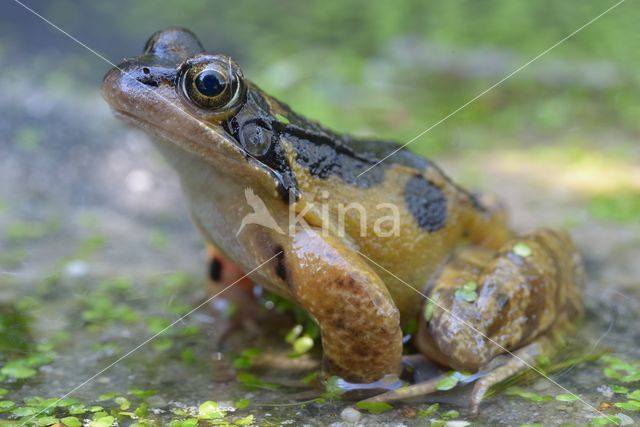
615,412,634,426
340,407,362,423
64,260,88,278
597,385,614,399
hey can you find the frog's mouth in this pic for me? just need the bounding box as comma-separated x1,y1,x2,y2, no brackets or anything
102,64,247,168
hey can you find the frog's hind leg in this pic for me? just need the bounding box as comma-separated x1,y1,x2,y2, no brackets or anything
415,229,584,411
468,335,554,414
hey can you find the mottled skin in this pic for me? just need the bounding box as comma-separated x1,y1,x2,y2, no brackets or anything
102,28,584,410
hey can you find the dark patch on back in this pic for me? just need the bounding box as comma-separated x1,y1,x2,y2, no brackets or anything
283,125,431,189
404,175,448,232
225,86,438,196
209,257,222,282
274,246,287,281
287,132,385,188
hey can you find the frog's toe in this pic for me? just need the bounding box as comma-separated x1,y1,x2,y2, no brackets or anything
357,372,449,404
468,337,553,414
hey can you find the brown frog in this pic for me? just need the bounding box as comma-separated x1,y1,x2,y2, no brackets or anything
102,28,584,412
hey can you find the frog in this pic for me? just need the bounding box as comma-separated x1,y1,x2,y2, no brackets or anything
102,28,584,412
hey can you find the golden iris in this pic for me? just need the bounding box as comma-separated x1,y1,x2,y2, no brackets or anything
179,58,243,112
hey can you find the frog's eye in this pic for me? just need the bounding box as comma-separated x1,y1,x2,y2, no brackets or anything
178,56,244,113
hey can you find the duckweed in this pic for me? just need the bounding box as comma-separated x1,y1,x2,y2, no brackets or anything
423,298,436,321
292,335,314,355
455,281,478,303
355,401,393,414
417,403,439,418
436,374,459,391
234,399,250,409
198,401,226,419
274,113,290,125
513,242,533,257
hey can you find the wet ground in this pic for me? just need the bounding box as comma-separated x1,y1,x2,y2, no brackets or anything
1,54,640,427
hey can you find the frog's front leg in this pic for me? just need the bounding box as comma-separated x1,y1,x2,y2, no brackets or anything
283,227,404,383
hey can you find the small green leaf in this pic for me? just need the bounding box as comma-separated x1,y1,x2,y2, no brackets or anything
536,354,551,367
56,398,78,408
555,394,579,402
234,399,250,409
285,325,303,344
67,404,87,415
513,242,532,257
134,403,149,418
274,113,290,125
436,374,459,391
301,371,318,385
1,362,37,379
61,416,82,427
114,396,131,410
615,400,640,411
127,389,157,399
0,400,15,411
292,336,314,354
454,288,478,303
628,389,640,400
590,415,621,426
463,281,477,291
234,414,254,425
98,393,118,401
417,403,439,418
198,401,226,419
323,376,344,399
441,409,460,420
236,372,279,390
505,387,553,402
0,389,7,398
12,406,37,417
355,401,393,414
423,300,435,322
611,385,629,394
36,416,58,426
604,367,624,381
89,415,115,427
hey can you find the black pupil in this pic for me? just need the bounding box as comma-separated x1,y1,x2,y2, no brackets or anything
195,70,226,97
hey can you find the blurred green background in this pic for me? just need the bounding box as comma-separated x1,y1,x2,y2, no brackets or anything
3,0,640,155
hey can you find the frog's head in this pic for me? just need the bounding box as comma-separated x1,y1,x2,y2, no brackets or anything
102,27,298,201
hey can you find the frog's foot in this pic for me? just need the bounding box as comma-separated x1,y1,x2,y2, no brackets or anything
359,337,551,415
358,372,449,404
468,336,552,414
